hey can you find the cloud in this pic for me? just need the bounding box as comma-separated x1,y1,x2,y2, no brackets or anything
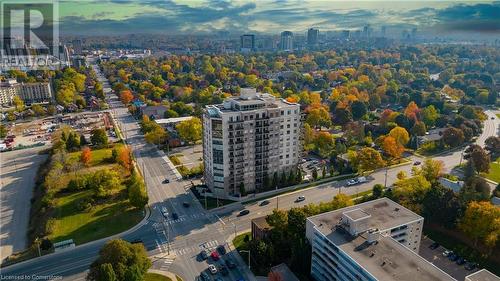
58,0,500,36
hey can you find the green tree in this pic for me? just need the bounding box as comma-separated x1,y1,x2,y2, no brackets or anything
393,175,431,213
144,126,167,145
12,96,24,111
459,176,491,203
419,159,444,182
442,127,464,148
313,131,335,158
90,129,108,148
176,117,202,144
87,239,151,281
88,169,123,198
0,125,7,138
389,126,410,146
421,105,439,127
356,147,385,172
31,104,45,116
464,144,490,173
350,100,367,120
422,183,461,228
97,263,116,281
372,184,384,199
459,201,500,248
128,172,148,209
312,168,318,181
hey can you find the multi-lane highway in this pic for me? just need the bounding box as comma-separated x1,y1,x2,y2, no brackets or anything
1,63,498,280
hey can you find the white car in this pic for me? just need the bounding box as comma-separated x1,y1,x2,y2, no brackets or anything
357,176,368,183
208,264,218,274
346,179,358,186
161,207,169,218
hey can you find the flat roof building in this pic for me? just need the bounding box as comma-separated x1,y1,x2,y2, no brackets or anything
306,198,456,281
465,269,500,281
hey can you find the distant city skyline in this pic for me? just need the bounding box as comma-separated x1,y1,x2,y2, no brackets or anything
57,1,499,37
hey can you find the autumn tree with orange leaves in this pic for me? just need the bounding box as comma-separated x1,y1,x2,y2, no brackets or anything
382,136,405,159
80,146,92,167
404,101,420,122
120,90,134,105
117,145,132,172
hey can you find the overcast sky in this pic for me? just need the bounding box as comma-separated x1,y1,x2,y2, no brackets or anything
55,0,500,35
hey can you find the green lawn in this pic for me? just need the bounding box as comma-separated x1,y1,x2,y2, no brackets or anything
233,232,251,251
49,189,143,245
482,157,500,183
143,273,172,281
68,144,123,167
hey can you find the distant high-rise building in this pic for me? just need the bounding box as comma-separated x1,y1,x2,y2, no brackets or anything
363,25,371,38
240,34,255,52
341,30,351,39
280,31,294,51
72,39,83,55
381,26,387,37
307,28,319,47
411,27,417,39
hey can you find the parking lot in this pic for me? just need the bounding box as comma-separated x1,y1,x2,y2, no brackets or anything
419,236,480,280
169,144,203,169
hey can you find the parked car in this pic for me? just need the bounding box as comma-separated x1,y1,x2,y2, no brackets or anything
161,207,169,218
199,250,209,260
130,238,143,245
448,253,459,262
226,258,237,269
346,179,358,186
214,278,223,281
465,262,477,271
442,250,452,257
182,202,190,208
217,245,226,255
199,271,210,281
413,161,421,166
208,264,218,274
163,178,170,183
357,176,368,183
210,251,220,261
259,200,270,206
295,196,305,203
456,257,466,265
238,210,250,216
172,213,179,220
429,242,440,250
219,265,229,276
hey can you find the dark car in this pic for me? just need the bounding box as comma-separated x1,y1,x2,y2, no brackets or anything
217,245,226,255
163,179,170,183
182,202,190,208
199,271,210,281
456,257,466,265
448,253,458,262
172,213,179,220
465,262,477,271
413,161,421,165
429,242,440,250
259,200,270,206
219,265,229,276
226,258,237,269
199,250,208,260
238,210,250,216
130,238,143,245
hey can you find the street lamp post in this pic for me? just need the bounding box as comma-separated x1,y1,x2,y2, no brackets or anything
240,250,251,269
384,167,388,188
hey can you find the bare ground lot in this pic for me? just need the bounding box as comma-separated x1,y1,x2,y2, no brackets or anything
0,147,47,262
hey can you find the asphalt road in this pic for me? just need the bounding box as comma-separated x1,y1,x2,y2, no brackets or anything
0,147,47,262
1,66,498,280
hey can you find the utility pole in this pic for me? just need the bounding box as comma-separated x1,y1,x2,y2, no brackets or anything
384,168,388,188
240,250,251,269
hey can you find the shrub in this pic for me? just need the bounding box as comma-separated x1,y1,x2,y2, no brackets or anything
45,218,56,235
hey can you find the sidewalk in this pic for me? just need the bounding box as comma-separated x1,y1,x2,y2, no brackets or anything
226,232,257,281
